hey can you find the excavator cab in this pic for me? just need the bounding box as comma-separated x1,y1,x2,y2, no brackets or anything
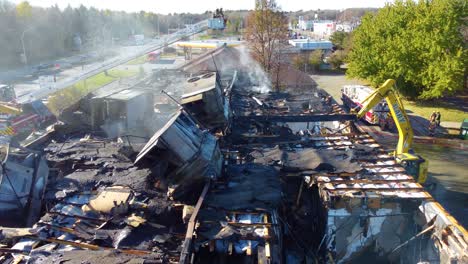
396,153,428,183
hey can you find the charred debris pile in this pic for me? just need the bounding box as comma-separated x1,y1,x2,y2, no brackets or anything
0,63,231,263
0,46,467,264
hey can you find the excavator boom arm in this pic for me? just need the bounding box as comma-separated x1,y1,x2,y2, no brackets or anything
356,79,414,155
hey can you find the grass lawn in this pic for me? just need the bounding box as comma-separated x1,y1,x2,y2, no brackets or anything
196,34,213,40
403,99,466,123
74,69,137,90
126,56,147,65
47,68,137,115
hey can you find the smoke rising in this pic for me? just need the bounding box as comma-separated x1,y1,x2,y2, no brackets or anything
237,45,271,93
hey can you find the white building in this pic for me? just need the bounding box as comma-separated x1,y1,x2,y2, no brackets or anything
313,20,336,37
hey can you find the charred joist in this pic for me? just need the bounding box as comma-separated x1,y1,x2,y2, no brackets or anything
235,114,357,123
361,164,399,168
179,181,210,264
325,187,424,191
285,169,408,178
352,157,394,162
316,179,415,184
230,136,379,149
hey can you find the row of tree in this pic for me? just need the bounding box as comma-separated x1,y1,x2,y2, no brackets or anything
346,0,467,99
0,1,209,69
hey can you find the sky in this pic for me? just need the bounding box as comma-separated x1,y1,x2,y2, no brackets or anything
12,0,394,14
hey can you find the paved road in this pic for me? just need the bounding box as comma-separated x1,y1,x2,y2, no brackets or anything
310,73,356,105
4,20,209,104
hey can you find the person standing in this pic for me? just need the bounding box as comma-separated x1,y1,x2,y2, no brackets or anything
428,120,436,137
429,111,437,123
435,111,441,127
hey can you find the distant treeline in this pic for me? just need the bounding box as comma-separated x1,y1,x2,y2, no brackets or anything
0,1,210,69
0,0,376,70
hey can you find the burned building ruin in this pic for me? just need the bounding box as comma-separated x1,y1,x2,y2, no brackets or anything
0,45,466,264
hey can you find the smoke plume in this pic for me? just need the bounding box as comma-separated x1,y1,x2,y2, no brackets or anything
237,45,271,93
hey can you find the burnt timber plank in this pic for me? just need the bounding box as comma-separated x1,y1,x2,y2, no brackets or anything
179,181,210,264
235,114,357,123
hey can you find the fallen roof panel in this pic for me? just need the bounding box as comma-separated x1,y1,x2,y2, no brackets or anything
135,110,181,164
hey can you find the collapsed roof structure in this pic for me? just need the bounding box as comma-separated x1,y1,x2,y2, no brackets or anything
0,45,466,264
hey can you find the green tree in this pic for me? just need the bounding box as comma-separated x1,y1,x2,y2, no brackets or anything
245,0,288,73
309,49,323,71
328,50,346,69
16,1,32,19
347,0,467,99
329,31,349,50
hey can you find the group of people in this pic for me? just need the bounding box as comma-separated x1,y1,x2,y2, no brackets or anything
428,111,441,136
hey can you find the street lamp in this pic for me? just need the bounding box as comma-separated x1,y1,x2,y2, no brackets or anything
21,27,34,67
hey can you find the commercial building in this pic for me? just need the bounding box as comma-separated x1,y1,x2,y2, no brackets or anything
313,20,337,37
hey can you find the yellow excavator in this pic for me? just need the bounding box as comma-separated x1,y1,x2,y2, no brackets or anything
354,79,428,183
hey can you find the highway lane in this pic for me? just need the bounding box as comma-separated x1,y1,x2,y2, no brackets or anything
3,20,208,104
16,20,208,104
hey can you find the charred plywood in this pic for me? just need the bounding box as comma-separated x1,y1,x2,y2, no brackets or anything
300,133,466,263
3,184,185,264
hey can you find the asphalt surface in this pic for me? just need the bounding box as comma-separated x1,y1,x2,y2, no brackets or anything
3,20,209,104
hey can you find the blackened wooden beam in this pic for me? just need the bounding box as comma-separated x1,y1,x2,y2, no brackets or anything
235,114,357,123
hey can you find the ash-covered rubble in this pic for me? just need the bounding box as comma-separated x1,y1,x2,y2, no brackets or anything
0,132,201,263
1,45,466,264
230,73,336,117
0,96,223,263
226,72,345,145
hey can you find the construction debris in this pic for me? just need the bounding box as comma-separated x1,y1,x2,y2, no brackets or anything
0,145,49,227
0,45,466,264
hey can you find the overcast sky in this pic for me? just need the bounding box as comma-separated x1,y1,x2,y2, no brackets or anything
13,0,394,14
